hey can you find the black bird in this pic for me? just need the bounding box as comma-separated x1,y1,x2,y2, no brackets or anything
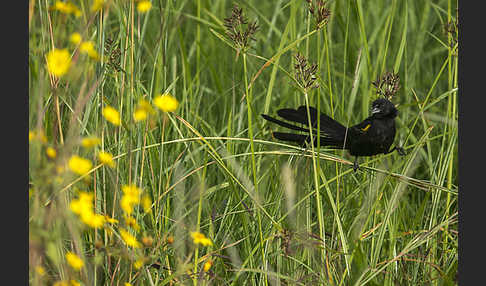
261,98,406,171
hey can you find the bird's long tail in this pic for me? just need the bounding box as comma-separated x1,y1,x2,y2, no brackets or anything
262,105,348,148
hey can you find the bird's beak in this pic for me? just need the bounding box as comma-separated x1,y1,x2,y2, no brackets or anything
371,107,380,114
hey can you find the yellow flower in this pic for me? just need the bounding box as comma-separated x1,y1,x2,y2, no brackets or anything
123,184,142,196
70,192,93,214
53,281,69,286
167,236,174,244
39,132,48,143
153,93,179,112
190,231,213,246
70,192,105,228
104,215,119,224
74,191,94,205
203,259,213,272
98,151,115,168
46,147,57,159
124,215,140,231
103,106,121,126
70,280,81,286
52,1,81,17
68,155,93,176
80,41,93,51
133,108,148,122
137,1,152,13
73,8,82,17
120,184,142,215
70,32,82,45
41,135,48,143
29,130,48,143
138,99,155,113
125,283,133,286
119,228,141,248
81,136,101,148
133,258,144,269
91,0,105,12
35,266,46,276
120,197,135,215
142,195,152,213
46,49,71,77
65,252,84,270
133,99,155,122
53,1,71,13
142,236,153,247
80,212,106,229
79,41,100,60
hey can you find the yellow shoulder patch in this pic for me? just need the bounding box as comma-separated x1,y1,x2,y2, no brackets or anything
360,124,371,132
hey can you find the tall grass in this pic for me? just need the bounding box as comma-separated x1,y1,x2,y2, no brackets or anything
29,0,458,285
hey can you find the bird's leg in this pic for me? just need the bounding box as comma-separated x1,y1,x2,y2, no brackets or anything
385,146,407,156
395,146,406,156
353,156,359,172
384,146,396,154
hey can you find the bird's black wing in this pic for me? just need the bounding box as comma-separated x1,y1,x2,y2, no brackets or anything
278,106,347,135
350,117,374,134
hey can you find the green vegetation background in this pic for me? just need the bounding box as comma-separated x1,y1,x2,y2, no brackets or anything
29,0,458,285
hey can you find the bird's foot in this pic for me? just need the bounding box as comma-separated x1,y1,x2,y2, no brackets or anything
353,159,360,172
396,147,406,156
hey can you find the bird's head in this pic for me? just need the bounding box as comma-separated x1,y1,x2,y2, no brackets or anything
371,98,398,119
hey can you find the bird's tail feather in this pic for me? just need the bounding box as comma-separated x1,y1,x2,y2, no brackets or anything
263,105,348,148
273,132,346,148
260,114,309,133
